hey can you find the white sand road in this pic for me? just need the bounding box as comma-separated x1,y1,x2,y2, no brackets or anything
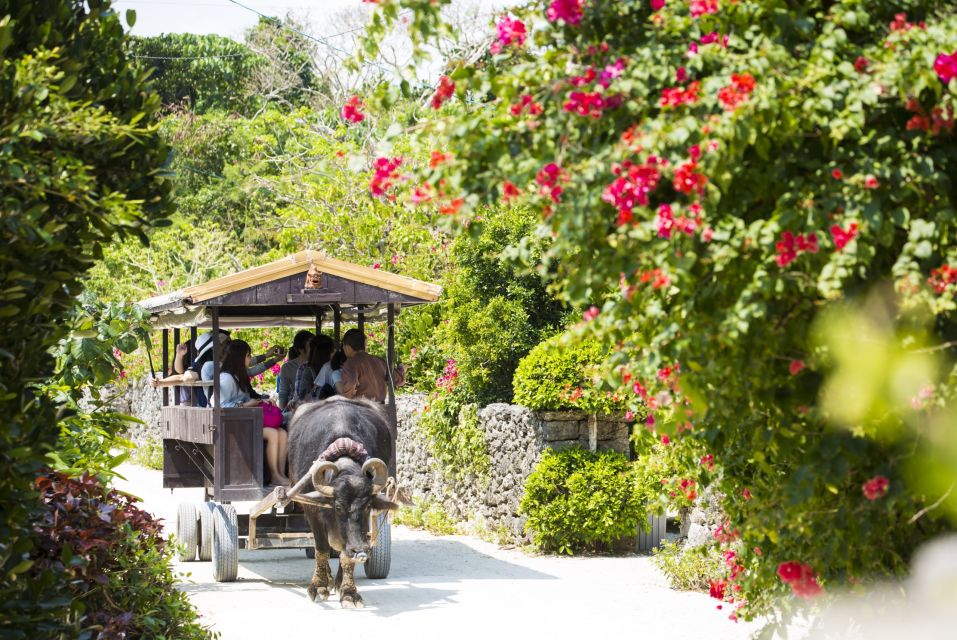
114,463,762,640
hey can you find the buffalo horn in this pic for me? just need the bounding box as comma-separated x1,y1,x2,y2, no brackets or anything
311,461,339,498
361,458,388,495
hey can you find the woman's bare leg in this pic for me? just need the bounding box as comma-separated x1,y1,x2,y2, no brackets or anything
277,428,288,480
263,428,282,484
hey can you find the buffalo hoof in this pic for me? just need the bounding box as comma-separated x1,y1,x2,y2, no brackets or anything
308,584,330,602
340,591,364,609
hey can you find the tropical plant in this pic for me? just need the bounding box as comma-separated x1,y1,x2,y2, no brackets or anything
362,0,957,624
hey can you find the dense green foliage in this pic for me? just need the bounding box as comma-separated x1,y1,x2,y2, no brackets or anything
513,333,621,414
129,33,261,114
373,0,957,622
652,540,724,592
29,472,214,639
0,0,173,633
520,448,643,554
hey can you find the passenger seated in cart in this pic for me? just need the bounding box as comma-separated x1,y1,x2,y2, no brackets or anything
198,337,283,405
276,330,314,410
316,348,346,399
294,334,335,402
336,329,407,403
216,340,290,486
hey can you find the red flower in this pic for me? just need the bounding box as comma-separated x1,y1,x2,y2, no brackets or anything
430,150,451,168
438,198,464,216
563,91,611,118
864,174,879,189
675,66,687,83
657,203,675,238
853,56,870,73
795,233,819,254
709,579,726,600
537,163,568,203
511,94,544,117
831,168,843,180
369,156,403,196
929,265,957,294
583,305,600,322
690,0,718,18
547,0,584,25
502,181,521,202
651,0,666,11
603,157,663,223
789,359,805,376
717,73,756,111
673,161,707,195
340,95,366,123
700,454,715,471
862,475,889,501
431,75,455,109
659,81,701,107
935,52,957,84
777,562,823,598
830,222,859,251
409,183,434,205
660,435,671,445
490,15,527,54
742,488,752,500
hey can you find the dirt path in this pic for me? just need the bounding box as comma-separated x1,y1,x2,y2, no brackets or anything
114,463,762,640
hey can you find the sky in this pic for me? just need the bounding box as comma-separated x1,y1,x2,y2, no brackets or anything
115,0,513,41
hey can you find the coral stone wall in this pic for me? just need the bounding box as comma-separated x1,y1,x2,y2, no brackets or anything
396,395,631,544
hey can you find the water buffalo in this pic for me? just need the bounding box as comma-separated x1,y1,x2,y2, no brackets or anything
288,397,398,608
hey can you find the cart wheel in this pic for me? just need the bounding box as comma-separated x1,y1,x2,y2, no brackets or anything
197,502,215,562
364,514,391,579
212,504,239,582
305,547,315,559
176,503,198,562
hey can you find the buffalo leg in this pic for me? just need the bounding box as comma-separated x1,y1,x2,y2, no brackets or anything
303,506,333,602
337,557,363,608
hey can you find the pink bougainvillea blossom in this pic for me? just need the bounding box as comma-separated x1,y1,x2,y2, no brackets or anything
563,91,614,118
603,157,664,225
789,359,806,376
700,454,715,471
583,305,600,322
854,56,870,73
547,0,584,25
890,13,925,33
709,579,726,600
864,174,879,189
929,264,957,294
862,475,890,500
340,95,366,123
673,160,707,195
775,231,819,267
660,80,701,107
935,51,957,83
831,168,843,180
675,66,687,83
777,562,823,598
490,15,527,54
639,268,671,289
537,163,568,203
830,222,859,251
690,0,718,18
430,75,455,109
651,0,666,11
598,58,627,88
409,183,434,206
743,488,752,500
660,435,671,445
369,156,403,196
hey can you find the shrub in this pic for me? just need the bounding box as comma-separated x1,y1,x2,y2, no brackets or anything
392,499,460,536
28,472,214,639
520,448,643,554
652,541,724,592
513,333,624,415
417,369,491,481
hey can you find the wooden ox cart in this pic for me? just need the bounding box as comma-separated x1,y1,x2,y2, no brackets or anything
138,251,441,582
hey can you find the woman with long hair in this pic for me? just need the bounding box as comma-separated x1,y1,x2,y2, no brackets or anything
217,340,289,486
294,334,335,402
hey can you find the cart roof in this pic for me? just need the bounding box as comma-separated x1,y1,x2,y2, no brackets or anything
138,250,442,329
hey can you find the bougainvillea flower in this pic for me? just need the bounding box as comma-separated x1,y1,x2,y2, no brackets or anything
929,264,957,294
429,150,452,168
789,359,805,376
777,562,823,598
673,160,707,195
690,0,718,18
369,156,403,196
501,181,521,202
563,91,609,118
490,15,527,54
743,488,752,500
830,222,859,250
430,75,455,109
537,163,568,203
409,182,434,205
864,174,879,189
795,232,819,253
659,81,701,107
675,66,687,82
709,579,726,600
511,94,544,116
862,475,890,500
832,168,843,180
438,198,464,215
583,305,600,321
700,454,715,471
651,0,666,11
854,56,870,73
547,0,584,25
340,95,366,123
935,52,957,83
661,435,671,445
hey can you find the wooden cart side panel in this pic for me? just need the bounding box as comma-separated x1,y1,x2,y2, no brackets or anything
162,439,206,488
213,408,264,501
161,406,215,444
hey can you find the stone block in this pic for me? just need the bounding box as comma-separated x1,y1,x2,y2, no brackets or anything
597,421,628,440
597,439,629,455
543,420,581,441
546,439,584,452
539,410,587,421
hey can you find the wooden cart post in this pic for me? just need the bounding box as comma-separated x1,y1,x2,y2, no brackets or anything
173,328,181,406
162,329,169,407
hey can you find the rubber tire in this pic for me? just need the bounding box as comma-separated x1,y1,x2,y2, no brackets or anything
212,504,239,582
305,547,315,559
176,503,198,562
363,515,391,579
197,502,215,561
